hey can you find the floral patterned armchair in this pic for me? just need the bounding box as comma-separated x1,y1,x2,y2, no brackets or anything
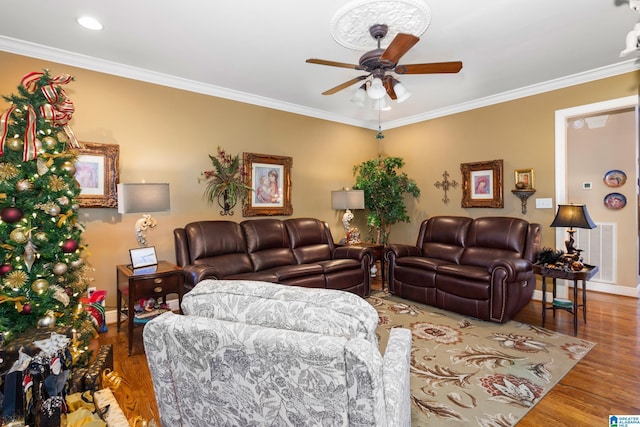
143,281,412,426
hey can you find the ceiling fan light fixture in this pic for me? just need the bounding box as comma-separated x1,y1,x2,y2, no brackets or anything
393,81,411,103
367,77,386,100
374,98,390,111
350,84,367,106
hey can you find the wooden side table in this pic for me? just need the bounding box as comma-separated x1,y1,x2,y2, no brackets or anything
338,242,385,289
116,260,184,355
533,263,598,336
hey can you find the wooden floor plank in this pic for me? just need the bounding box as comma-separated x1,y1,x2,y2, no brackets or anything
94,283,640,425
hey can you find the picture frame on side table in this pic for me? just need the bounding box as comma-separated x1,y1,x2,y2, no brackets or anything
129,246,158,269
75,142,120,208
514,168,535,189
460,159,504,208
243,152,293,216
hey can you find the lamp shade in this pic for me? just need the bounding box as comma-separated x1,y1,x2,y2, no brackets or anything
367,77,386,100
331,190,365,210
117,183,170,214
550,204,596,229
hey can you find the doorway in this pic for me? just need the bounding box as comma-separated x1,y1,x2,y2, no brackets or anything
555,95,639,297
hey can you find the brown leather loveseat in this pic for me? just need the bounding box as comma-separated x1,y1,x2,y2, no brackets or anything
385,216,541,322
174,217,374,297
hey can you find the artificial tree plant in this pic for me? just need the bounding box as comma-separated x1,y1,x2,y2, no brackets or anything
352,155,420,244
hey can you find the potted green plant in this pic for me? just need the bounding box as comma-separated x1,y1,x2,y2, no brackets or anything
353,155,420,244
200,147,251,215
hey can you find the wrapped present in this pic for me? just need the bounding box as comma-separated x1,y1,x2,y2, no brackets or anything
83,344,113,392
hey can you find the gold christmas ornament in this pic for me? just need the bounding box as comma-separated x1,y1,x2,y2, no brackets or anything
4,270,28,289
23,240,37,272
34,232,48,242
61,161,76,175
53,262,68,275
56,131,68,142
48,175,66,191
42,136,57,150
37,158,50,175
37,311,56,328
15,179,33,192
9,228,28,244
48,204,61,216
0,162,19,180
70,258,84,268
56,196,70,206
31,278,49,294
6,137,23,152
51,285,70,306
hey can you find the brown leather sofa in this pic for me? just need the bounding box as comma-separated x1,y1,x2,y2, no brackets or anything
174,217,374,297
385,216,541,322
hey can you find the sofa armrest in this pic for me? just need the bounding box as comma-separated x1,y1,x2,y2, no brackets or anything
182,264,223,286
333,245,375,264
383,328,412,427
385,244,421,260
488,258,532,282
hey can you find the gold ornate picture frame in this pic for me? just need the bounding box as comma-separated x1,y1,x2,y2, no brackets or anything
514,168,535,189
75,142,119,208
243,152,293,216
460,159,503,208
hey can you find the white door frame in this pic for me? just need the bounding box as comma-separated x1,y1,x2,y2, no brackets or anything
554,95,639,298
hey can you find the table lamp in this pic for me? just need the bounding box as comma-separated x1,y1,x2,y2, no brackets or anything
331,189,365,244
550,204,596,256
117,183,170,247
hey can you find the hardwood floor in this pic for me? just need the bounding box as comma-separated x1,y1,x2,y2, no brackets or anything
95,282,640,425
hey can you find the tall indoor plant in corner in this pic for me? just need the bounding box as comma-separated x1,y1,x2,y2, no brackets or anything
353,156,420,244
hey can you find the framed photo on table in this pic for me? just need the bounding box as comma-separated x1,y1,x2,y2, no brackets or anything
460,159,504,208
243,152,293,216
75,142,119,208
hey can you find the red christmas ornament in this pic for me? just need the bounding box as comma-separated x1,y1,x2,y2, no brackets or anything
61,239,79,253
22,303,31,314
0,264,12,276
1,207,23,223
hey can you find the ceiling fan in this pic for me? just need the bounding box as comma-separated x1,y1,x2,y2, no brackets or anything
306,24,462,103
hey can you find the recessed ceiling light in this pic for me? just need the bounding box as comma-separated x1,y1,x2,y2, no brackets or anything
76,16,103,31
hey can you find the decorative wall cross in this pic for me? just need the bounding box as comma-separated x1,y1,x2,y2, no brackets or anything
434,171,459,204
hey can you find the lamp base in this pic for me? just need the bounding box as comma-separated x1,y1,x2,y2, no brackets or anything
135,214,157,247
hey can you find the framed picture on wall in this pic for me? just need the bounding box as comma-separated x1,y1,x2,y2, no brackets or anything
514,168,535,189
75,142,120,208
460,159,504,208
242,152,293,216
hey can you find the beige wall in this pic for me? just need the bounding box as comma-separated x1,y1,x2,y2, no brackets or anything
1,51,638,306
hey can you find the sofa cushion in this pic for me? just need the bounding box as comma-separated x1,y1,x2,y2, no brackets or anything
241,219,297,271
460,217,529,268
185,221,253,276
182,280,379,343
285,218,333,264
419,216,473,264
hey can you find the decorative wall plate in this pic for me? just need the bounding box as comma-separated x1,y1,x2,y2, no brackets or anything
604,192,626,210
603,169,626,188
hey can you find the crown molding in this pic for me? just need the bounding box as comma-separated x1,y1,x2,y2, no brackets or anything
1,35,636,131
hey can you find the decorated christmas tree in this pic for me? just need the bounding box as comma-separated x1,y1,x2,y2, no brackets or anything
0,71,94,365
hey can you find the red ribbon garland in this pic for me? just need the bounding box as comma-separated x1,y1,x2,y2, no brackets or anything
0,71,78,161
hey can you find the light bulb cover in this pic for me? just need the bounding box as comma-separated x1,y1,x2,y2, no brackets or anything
393,81,412,103
367,78,387,99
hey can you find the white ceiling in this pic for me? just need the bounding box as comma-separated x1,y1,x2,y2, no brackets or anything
0,0,638,130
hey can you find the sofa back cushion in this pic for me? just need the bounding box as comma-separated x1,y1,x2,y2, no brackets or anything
284,218,334,264
418,216,473,263
182,279,379,343
184,221,253,276
144,311,385,427
241,219,296,271
460,216,530,267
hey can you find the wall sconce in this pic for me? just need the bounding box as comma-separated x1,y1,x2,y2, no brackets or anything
550,204,596,258
331,189,365,244
117,183,170,247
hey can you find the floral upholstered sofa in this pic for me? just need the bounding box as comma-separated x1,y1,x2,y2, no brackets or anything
143,281,412,427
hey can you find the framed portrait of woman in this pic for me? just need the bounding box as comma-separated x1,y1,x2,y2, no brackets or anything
460,159,503,208
243,152,293,216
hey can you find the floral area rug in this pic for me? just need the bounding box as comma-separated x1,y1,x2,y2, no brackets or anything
367,292,595,427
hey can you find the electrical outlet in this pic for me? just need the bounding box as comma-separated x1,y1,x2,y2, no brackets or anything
535,198,553,209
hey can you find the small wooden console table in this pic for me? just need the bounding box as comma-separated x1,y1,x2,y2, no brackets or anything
533,263,598,336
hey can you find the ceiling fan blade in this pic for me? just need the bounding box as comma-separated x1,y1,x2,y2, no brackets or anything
306,58,359,70
383,76,397,100
395,61,463,75
321,75,368,95
379,33,420,64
